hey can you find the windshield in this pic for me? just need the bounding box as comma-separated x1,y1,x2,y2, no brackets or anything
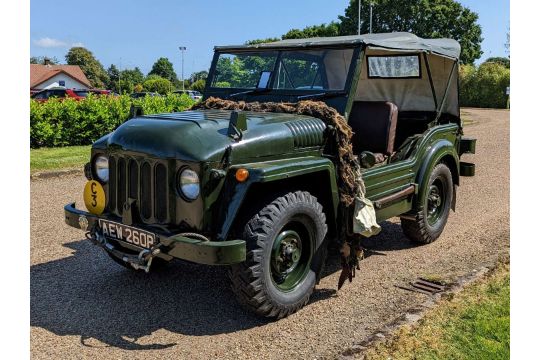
74,90,89,97
210,49,354,91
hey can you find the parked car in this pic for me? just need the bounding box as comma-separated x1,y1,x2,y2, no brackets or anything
174,89,203,100
130,92,162,99
31,88,113,102
88,89,116,96
31,87,88,102
65,32,476,319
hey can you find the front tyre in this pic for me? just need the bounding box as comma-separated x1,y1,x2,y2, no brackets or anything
228,191,327,319
401,163,454,244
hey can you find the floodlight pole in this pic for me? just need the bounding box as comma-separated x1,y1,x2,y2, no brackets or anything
358,0,362,35
369,2,373,33
179,46,187,91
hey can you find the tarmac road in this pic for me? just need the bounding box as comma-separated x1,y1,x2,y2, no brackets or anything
30,108,509,359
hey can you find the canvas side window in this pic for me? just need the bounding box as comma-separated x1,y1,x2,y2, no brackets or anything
367,55,421,79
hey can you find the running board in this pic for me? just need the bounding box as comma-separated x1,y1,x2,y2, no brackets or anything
373,185,416,209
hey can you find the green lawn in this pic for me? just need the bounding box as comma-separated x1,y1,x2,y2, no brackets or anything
30,145,90,174
365,261,510,360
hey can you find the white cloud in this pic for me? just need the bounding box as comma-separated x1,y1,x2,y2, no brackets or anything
33,37,67,48
33,38,85,48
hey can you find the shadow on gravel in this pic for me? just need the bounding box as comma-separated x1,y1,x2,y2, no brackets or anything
31,240,267,350
361,221,417,252
321,221,418,278
31,220,415,350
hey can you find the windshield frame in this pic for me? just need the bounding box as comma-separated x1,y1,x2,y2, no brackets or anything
205,46,361,99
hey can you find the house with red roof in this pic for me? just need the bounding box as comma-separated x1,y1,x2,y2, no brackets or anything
30,63,92,92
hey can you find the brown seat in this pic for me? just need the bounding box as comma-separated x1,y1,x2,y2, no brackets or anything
348,101,399,162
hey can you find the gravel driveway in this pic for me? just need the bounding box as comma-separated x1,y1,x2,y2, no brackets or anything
30,108,509,359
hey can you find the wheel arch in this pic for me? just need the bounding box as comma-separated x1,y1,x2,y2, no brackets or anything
227,169,339,241
414,139,460,211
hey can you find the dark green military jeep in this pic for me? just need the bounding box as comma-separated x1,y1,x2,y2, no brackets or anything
65,32,476,318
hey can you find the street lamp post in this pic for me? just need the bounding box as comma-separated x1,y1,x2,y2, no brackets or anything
179,46,186,91
369,1,373,34
358,0,362,35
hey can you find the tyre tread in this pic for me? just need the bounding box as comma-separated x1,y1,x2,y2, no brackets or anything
228,191,326,319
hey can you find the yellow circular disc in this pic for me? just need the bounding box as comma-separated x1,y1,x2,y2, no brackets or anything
84,180,106,215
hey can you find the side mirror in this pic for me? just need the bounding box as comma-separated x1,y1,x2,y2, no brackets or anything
257,71,272,89
128,104,144,120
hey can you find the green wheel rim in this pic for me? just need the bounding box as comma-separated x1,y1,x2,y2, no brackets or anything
270,218,313,292
426,177,446,225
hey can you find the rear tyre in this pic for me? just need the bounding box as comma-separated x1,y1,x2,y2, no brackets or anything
401,163,453,244
228,191,327,319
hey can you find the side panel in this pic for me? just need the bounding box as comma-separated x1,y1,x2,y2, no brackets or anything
363,124,460,221
213,157,339,240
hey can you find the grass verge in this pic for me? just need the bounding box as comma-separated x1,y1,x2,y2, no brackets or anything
365,260,510,360
30,145,90,174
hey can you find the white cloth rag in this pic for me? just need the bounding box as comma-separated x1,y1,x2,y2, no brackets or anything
353,196,381,237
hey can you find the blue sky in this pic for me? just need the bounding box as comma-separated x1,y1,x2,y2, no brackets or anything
30,0,509,79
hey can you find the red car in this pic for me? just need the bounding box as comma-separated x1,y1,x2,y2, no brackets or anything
31,88,113,102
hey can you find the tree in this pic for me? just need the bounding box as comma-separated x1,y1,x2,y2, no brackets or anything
245,38,280,45
338,0,483,64
505,31,510,57
117,80,134,94
486,57,510,69
282,22,340,39
30,56,59,65
191,79,206,92
65,47,109,88
105,66,144,93
106,64,120,90
459,62,510,108
121,67,145,85
148,57,178,83
189,70,208,83
143,76,174,94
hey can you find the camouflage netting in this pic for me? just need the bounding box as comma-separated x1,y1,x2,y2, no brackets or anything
192,97,365,207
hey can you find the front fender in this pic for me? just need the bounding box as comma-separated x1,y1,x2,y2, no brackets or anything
214,156,338,240
415,139,460,210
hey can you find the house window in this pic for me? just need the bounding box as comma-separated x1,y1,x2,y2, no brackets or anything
59,80,65,87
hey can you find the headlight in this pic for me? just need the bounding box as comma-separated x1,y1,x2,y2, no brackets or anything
178,168,200,200
94,155,109,182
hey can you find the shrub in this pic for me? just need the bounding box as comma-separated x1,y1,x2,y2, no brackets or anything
117,79,134,94
30,94,194,148
459,62,510,108
143,76,174,94
191,79,206,92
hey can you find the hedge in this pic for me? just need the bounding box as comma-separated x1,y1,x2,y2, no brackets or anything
31,61,509,148
30,94,195,148
459,62,510,109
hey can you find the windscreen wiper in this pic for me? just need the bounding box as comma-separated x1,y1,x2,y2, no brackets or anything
228,88,271,99
296,91,347,101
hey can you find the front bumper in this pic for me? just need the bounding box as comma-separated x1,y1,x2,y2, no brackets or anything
64,203,246,266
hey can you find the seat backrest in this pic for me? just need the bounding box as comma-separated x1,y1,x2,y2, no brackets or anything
348,101,398,155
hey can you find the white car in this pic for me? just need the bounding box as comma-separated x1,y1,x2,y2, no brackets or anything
174,90,202,100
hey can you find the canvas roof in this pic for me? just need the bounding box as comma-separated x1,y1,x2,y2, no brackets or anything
30,64,92,88
215,32,461,60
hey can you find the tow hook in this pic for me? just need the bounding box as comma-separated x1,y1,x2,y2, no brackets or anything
86,229,162,273
128,247,162,273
